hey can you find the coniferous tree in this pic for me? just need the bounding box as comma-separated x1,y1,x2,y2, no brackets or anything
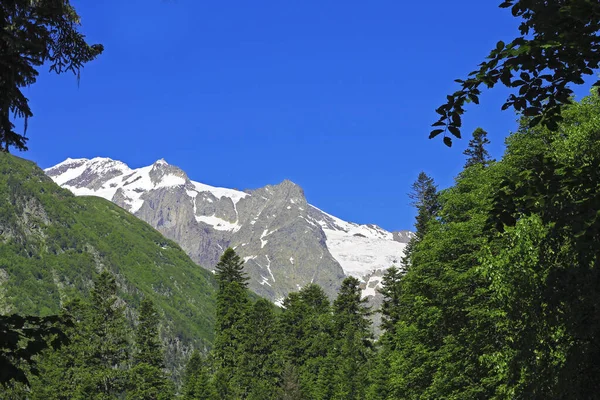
279,284,333,399
366,266,403,400
83,271,130,399
212,248,250,398
236,299,282,399
214,247,249,289
128,299,173,400
328,277,373,400
31,273,131,400
182,351,217,400
29,298,90,400
0,0,103,152
277,363,304,400
402,172,439,268
463,127,493,168
378,265,402,338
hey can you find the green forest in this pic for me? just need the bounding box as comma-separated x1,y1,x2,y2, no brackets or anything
2,0,600,399
4,93,600,398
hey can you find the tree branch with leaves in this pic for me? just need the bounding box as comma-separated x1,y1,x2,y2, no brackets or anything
431,0,600,146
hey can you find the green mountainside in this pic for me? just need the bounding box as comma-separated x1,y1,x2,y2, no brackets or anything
0,153,217,367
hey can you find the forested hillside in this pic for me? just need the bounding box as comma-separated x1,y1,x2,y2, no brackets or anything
2,0,600,398
0,154,217,377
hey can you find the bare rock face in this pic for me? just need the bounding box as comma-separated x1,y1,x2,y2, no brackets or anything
46,158,409,304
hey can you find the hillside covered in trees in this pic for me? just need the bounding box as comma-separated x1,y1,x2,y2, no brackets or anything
3,92,600,398
0,154,217,382
2,0,600,398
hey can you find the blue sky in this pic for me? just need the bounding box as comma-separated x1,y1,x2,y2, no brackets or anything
21,1,588,231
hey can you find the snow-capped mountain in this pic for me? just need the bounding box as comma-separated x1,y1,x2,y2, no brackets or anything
45,157,411,302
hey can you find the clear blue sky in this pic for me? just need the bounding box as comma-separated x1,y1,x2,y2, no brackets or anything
20,0,588,231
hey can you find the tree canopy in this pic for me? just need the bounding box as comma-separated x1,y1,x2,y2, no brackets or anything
431,0,600,146
0,0,103,152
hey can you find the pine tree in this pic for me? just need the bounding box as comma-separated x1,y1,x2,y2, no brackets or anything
30,273,131,399
279,284,333,399
83,271,130,399
463,127,493,168
182,351,217,400
0,0,103,152
402,172,439,269
236,299,282,399
278,363,304,400
329,277,373,400
127,299,174,400
378,265,402,338
212,248,250,398
214,247,249,289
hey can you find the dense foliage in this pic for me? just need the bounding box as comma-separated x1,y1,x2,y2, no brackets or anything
431,0,600,146
3,91,600,398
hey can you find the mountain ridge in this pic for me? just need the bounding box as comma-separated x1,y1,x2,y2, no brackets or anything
45,157,411,302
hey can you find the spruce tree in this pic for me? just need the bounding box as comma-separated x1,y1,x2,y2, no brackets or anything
402,172,439,268
329,277,373,400
212,248,250,398
83,271,130,399
134,299,163,368
127,299,173,400
463,127,493,168
279,285,333,399
182,351,217,400
214,247,249,289
378,265,402,338
31,273,131,399
29,298,90,399
236,299,282,399
278,363,304,400
367,267,403,400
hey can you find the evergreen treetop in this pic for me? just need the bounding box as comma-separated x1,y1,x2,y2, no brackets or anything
463,127,493,168
214,247,249,289
134,299,163,368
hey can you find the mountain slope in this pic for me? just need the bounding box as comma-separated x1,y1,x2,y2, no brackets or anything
46,157,411,302
0,153,217,370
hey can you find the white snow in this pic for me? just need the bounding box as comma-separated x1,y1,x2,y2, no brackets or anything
323,228,405,279
362,276,382,299
265,255,275,282
45,158,249,218
260,229,269,248
309,205,406,280
156,174,186,188
274,297,285,308
192,182,247,204
243,255,257,263
195,215,242,232
259,276,272,286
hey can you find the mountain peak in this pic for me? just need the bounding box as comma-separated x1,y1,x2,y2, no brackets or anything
45,155,410,302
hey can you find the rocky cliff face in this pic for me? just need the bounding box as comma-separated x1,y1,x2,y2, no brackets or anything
46,157,411,303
